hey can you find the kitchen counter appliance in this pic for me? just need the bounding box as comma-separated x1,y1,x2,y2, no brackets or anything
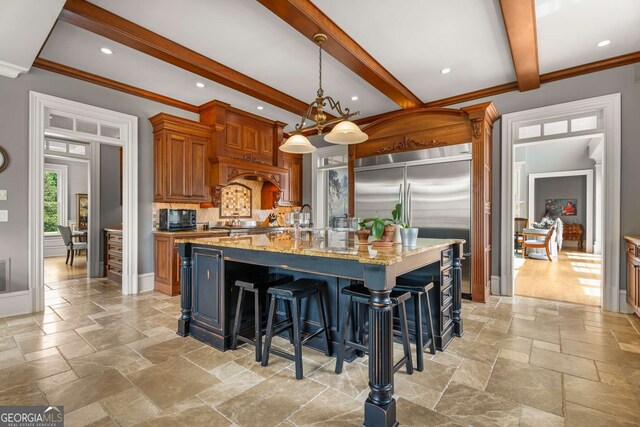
158,208,197,231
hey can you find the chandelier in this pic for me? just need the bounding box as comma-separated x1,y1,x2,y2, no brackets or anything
279,34,368,154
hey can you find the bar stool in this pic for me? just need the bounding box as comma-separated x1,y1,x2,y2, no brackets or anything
261,278,332,380
335,284,414,375
394,279,437,372
231,273,292,362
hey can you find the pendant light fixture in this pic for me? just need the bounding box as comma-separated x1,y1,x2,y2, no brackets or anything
280,34,368,154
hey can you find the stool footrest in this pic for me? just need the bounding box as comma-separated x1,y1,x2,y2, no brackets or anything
268,347,296,362
300,328,325,345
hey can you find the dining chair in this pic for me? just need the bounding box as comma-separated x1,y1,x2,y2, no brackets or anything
514,218,529,253
522,225,555,261
58,225,88,266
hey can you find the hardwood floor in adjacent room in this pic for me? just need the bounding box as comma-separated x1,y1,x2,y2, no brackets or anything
515,249,602,306
44,256,87,284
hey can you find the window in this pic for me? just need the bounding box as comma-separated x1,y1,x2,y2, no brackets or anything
312,146,348,228
515,112,602,142
44,139,90,159
43,164,67,235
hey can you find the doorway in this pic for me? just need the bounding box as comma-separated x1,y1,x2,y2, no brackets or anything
500,94,620,312
27,92,138,313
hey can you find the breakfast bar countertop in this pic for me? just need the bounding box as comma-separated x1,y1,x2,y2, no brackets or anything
175,233,462,266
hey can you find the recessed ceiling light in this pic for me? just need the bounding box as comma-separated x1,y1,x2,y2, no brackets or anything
257,106,264,110
100,47,113,55
351,96,359,101
596,40,611,47
440,68,451,74
196,82,205,88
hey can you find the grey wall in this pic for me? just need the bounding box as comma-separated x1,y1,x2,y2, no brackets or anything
0,68,198,292
451,63,640,289
534,175,587,227
44,156,88,222
99,144,123,264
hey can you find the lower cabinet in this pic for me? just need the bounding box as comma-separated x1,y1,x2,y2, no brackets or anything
189,247,226,348
104,228,123,284
153,231,227,296
626,237,640,317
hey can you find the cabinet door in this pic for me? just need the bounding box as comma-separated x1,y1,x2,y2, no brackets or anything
226,122,242,150
166,133,187,199
189,136,208,201
282,154,302,205
627,258,637,309
154,236,171,284
242,126,260,153
260,130,273,156
153,134,165,200
191,247,224,334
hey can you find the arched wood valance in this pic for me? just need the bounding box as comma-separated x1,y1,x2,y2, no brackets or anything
348,102,499,303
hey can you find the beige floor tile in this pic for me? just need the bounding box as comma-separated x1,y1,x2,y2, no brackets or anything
564,374,640,422
36,369,79,392
24,346,60,362
519,405,565,427
101,387,159,426
565,402,638,427
486,358,563,416
561,338,640,369
198,369,265,407
508,317,560,344
0,347,25,370
182,345,242,373
0,354,70,392
532,339,560,352
45,368,133,413
445,335,500,365
79,322,147,351
397,397,464,426
52,302,105,321
392,375,443,409
612,330,640,353
40,316,96,335
217,371,326,427
135,404,231,427
58,340,96,360
0,337,17,351
136,336,203,364
286,387,362,426
530,346,598,380
397,359,457,393
69,344,147,378
308,358,369,399
435,382,522,427
0,383,48,406
64,402,110,427
16,329,83,354
127,356,220,409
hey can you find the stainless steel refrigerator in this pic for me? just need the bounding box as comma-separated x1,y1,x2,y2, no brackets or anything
354,144,472,297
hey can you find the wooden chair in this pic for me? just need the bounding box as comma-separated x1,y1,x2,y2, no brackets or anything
514,218,529,253
522,226,555,261
58,225,88,266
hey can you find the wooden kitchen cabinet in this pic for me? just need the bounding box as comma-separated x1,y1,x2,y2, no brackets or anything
626,236,640,317
282,153,302,206
151,113,212,203
154,230,228,295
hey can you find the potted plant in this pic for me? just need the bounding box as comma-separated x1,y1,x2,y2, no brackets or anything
390,201,407,244
360,217,394,247
399,183,419,247
356,218,371,243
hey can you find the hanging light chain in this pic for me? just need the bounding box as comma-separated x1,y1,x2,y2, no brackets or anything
317,37,323,98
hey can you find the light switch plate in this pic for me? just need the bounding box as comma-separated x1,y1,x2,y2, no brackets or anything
0,190,6,201
0,210,7,222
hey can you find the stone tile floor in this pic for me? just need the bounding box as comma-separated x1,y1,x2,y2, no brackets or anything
1,278,640,426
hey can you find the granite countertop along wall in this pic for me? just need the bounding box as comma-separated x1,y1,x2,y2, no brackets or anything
176,233,461,266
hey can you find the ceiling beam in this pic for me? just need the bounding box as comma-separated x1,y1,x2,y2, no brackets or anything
59,0,329,118
498,0,540,91
257,0,422,109
33,58,200,113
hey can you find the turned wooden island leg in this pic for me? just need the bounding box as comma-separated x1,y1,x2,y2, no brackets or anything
364,289,398,427
177,243,192,337
452,241,464,337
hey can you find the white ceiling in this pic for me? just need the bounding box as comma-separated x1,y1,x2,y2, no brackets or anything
32,0,640,125
0,0,65,77
536,0,640,74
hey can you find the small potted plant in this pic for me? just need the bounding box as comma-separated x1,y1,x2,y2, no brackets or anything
390,201,407,244
360,217,394,248
356,219,371,243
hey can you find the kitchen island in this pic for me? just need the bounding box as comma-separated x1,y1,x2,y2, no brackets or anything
176,232,464,427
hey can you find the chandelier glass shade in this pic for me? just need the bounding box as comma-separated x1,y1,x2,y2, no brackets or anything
279,33,368,154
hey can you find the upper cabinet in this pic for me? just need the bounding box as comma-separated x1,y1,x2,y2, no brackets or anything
151,101,303,207
151,113,212,203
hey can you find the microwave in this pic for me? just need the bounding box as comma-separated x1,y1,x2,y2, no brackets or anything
158,209,197,231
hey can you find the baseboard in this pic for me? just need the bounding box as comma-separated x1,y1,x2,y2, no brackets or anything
491,275,501,295
138,273,154,293
0,290,32,317
619,290,633,314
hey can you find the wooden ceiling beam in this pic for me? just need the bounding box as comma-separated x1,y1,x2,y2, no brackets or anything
33,58,200,113
257,0,422,109
59,0,326,118
498,0,540,91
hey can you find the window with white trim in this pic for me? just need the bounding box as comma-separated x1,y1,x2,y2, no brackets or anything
43,163,67,236
312,146,349,228
515,111,603,143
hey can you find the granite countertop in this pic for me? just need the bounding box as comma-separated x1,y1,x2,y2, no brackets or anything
175,231,462,266
153,229,230,236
